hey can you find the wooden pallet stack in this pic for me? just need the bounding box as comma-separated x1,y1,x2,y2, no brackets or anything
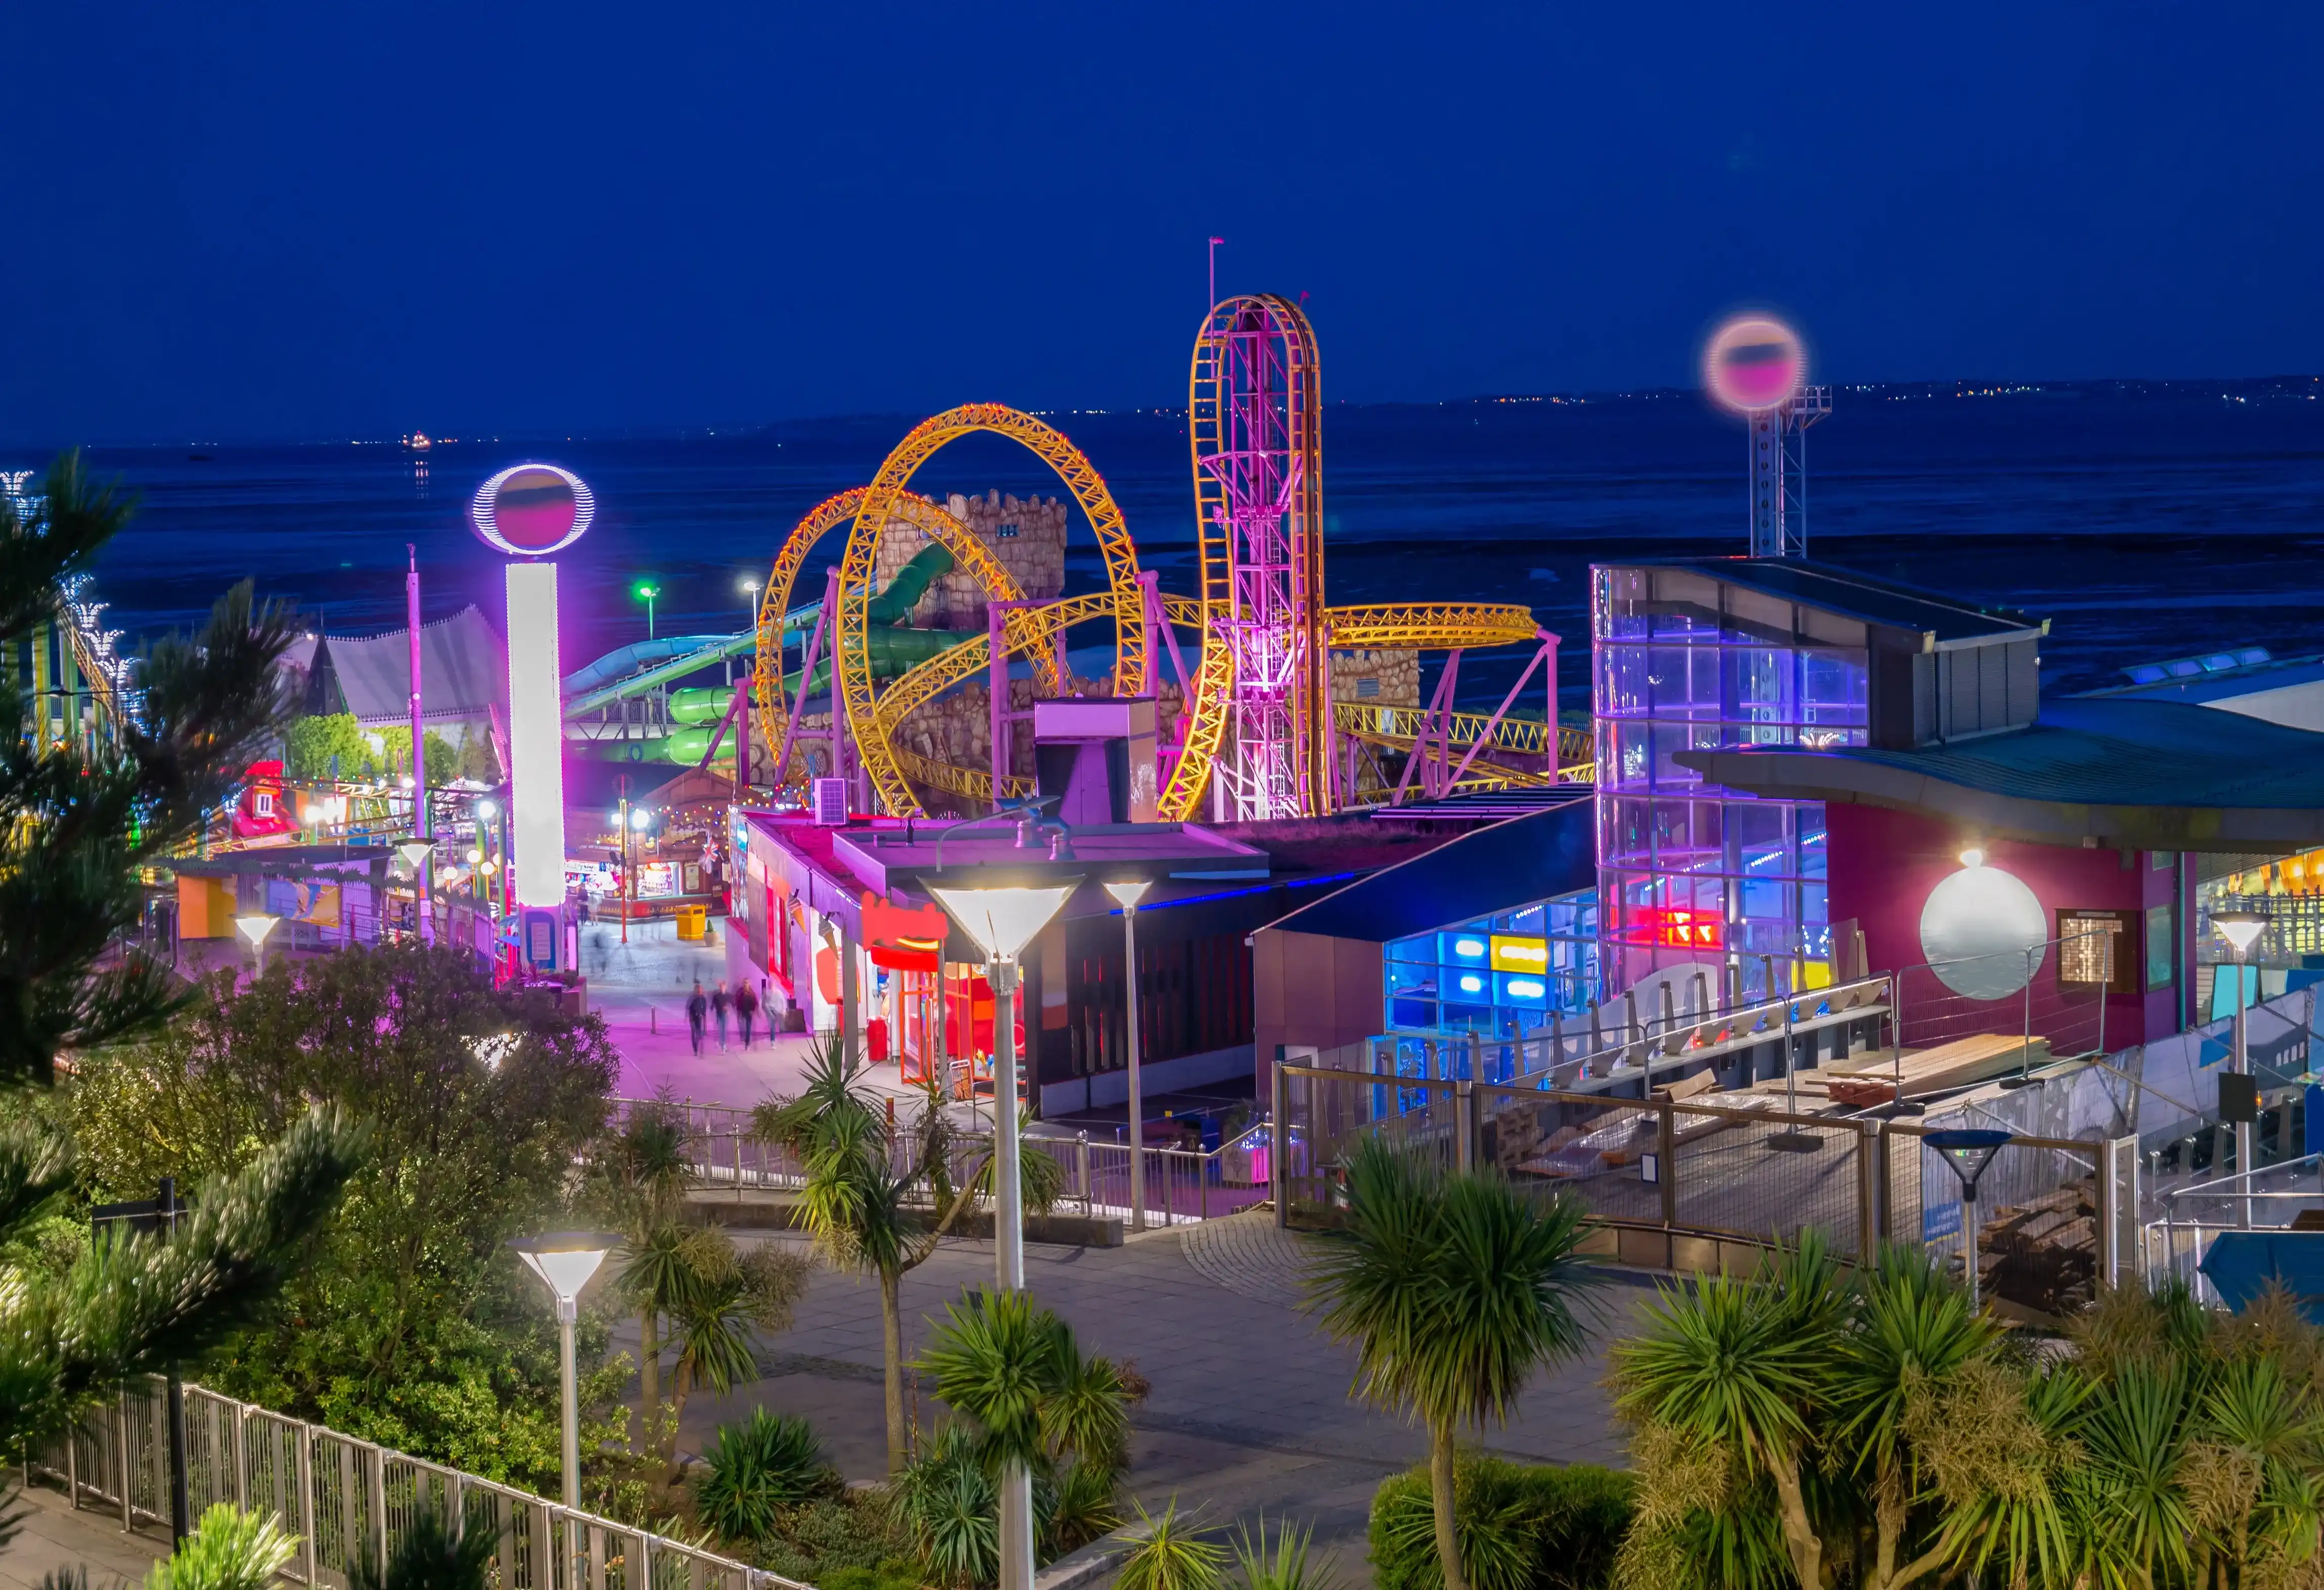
1822,1033,2051,1107
1977,1179,2099,1317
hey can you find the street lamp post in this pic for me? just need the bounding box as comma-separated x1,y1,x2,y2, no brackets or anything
2213,909,2267,1229
1103,879,1153,1230
926,876,1080,1590
1926,1128,2013,1312
398,840,436,946
635,582,660,641
738,580,762,688
234,913,278,979
511,1232,615,1511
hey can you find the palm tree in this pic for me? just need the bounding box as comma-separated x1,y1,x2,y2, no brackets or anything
1828,1243,1998,1588
591,1104,697,1443
911,1285,1137,1567
1305,1138,1599,1590
1609,1261,1830,1590
661,1236,809,1470
755,1043,1064,1476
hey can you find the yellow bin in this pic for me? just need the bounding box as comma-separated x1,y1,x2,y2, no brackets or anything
675,904,708,942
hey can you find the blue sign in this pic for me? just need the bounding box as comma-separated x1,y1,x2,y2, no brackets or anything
1923,1201,1963,1243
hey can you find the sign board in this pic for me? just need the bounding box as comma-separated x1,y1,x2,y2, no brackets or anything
1489,934,1549,974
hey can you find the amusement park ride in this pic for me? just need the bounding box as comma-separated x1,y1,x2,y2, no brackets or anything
746,296,1591,821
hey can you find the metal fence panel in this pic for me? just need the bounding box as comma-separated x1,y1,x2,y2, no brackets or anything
30,1380,797,1590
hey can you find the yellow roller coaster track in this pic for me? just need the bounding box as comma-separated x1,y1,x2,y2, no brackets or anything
752,487,1054,788
746,431,1572,814
1334,702,1595,775
866,591,1579,808
839,405,1146,816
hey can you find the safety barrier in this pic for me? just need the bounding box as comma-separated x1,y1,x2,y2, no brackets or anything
608,1097,1269,1227
28,1376,798,1590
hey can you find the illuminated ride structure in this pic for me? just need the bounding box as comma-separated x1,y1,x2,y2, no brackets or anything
1191,295,1326,820
745,302,1593,821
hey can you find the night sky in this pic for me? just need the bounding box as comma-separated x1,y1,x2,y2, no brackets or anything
5,2,2319,444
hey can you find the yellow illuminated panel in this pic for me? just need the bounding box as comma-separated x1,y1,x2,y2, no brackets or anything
1489,935,1548,973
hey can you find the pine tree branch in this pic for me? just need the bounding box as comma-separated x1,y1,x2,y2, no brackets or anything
0,1106,364,1455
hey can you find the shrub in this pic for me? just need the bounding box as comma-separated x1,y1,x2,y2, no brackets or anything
693,1411,841,1544
350,1499,498,1590
1116,1499,1226,1590
1370,1457,1632,1590
752,1492,916,1585
891,1423,999,1589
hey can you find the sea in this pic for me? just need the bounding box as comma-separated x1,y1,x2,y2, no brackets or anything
15,376,2324,712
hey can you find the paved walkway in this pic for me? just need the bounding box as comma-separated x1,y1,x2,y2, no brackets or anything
647,1213,1652,1586
1,1481,167,1590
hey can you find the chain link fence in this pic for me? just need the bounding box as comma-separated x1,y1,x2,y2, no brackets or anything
1277,1063,2119,1319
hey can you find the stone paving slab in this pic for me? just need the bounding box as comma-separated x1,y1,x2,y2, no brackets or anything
0,1481,168,1590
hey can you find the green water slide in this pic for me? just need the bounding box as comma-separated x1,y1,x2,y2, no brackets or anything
577,544,970,762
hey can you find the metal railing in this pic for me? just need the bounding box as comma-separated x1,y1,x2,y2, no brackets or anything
1311,973,1895,1098
2142,1152,2324,1302
607,1097,1270,1227
1274,1062,2126,1317
29,1376,800,1590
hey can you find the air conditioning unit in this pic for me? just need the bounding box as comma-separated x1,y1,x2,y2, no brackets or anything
810,777,848,827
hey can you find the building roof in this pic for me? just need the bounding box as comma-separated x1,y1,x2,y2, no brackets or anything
836,821,1273,898
1678,696,2324,851
1606,556,2045,647
313,605,508,726
2087,648,2324,706
1258,795,1595,945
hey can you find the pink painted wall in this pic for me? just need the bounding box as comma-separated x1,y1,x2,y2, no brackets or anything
1825,803,2182,1049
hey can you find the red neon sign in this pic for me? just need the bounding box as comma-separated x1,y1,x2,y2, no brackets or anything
1635,906,1724,950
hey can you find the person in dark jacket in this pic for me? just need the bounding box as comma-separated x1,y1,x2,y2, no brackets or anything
711,981,732,1051
734,981,759,1049
686,981,708,1055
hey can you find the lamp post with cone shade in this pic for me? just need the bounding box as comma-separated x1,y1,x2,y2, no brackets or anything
1103,879,1153,1229
234,914,278,979
2213,909,2268,1228
923,874,1080,1590
510,1232,616,1509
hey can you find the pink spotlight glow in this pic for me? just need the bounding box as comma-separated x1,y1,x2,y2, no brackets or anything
1703,315,1806,413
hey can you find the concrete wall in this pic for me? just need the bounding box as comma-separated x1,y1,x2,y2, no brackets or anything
1825,802,2181,1047
1251,926,1387,1088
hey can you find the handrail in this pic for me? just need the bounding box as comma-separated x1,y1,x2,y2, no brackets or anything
31,1375,802,1590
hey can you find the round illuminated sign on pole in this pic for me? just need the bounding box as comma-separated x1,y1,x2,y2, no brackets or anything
1703,315,1806,414
471,464,595,557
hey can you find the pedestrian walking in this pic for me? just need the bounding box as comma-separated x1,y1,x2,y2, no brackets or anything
735,980,759,1049
711,981,732,1051
686,981,708,1055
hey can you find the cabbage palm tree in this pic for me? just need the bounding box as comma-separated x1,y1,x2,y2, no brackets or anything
1609,1264,1829,1590
1306,1139,1599,1590
592,1104,697,1439
1830,1243,2000,1588
661,1237,809,1470
757,1045,1063,1475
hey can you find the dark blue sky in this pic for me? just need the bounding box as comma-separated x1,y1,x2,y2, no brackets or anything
5,2,2318,443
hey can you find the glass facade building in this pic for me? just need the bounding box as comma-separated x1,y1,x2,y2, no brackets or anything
1593,563,1870,1000
1384,890,1599,1039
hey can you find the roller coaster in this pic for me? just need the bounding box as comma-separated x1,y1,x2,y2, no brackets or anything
573,297,1593,816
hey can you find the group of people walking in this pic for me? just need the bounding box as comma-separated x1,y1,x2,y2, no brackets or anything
685,977,760,1053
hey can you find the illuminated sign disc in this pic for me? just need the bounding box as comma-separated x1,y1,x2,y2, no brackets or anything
471,464,595,557
1703,315,1806,414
